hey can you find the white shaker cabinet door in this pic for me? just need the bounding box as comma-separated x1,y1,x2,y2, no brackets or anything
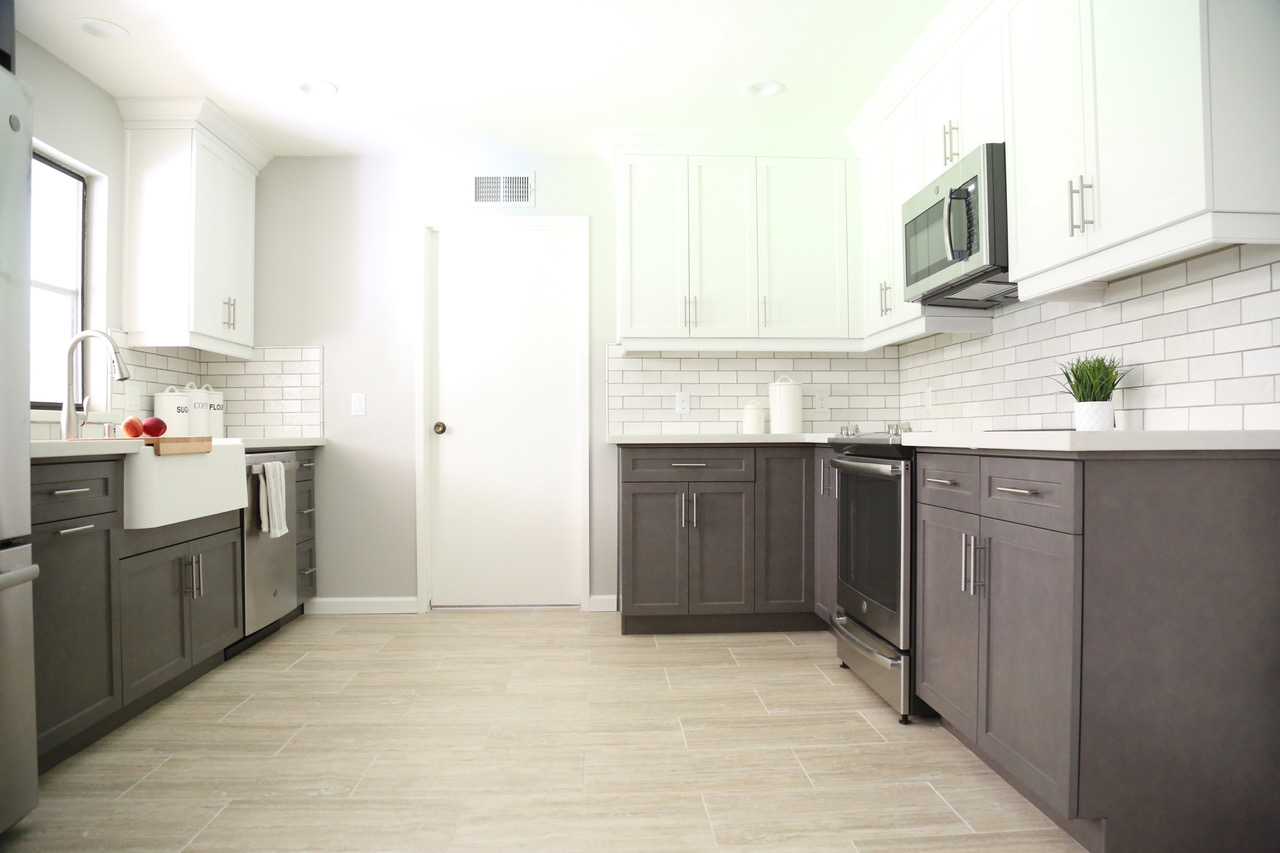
191,131,255,348
689,157,758,338
756,158,849,339
617,155,690,338
1088,0,1206,251
1006,0,1091,280
859,138,894,336
957,27,1006,153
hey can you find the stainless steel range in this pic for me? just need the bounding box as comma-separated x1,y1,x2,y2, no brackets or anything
828,430,922,724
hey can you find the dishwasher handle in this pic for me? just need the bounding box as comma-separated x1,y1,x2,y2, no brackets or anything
249,461,301,475
0,564,40,593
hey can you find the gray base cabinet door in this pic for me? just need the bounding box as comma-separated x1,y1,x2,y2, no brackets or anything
754,449,813,613
978,516,1081,819
31,516,122,753
689,482,754,615
915,503,981,741
188,529,244,664
620,483,688,615
120,542,191,704
813,449,838,622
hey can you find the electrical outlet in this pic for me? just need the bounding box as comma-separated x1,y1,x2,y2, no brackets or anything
351,392,366,416
815,393,830,413
674,391,691,415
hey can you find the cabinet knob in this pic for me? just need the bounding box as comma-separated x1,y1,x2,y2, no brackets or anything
433,422,447,435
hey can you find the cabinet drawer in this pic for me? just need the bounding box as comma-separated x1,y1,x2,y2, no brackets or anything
916,453,980,513
620,447,755,482
296,451,316,483
31,460,122,524
980,457,1081,534
296,478,315,542
297,540,317,603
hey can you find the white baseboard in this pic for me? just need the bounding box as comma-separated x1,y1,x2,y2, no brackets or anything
589,594,618,612
303,596,420,615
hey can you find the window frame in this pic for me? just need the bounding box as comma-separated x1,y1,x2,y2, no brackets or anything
29,150,89,411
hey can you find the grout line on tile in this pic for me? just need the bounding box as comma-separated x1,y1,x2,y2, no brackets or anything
784,633,798,646
216,694,255,722
815,663,836,685
927,780,977,834
273,724,306,756
282,651,308,672
728,648,741,667
790,748,816,788
178,799,230,852
678,717,689,749
347,754,381,798
857,710,890,744
753,688,771,715
664,666,673,693
699,791,719,847
115,755,171,799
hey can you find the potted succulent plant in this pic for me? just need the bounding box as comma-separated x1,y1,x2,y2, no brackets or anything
1056,353,1131,431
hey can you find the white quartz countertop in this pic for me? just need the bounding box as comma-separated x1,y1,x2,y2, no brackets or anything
607,430,1280,452
31,437,326,459
902,430,1280,452
608,433,833,445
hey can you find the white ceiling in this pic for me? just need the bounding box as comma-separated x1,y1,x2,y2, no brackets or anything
16,0,950,158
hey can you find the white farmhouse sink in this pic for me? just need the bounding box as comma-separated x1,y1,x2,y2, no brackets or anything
124,438,247,529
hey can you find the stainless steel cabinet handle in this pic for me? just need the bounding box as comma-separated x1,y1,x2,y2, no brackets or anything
691,492,698,528
299,568,316,576
231,298,238,330
670,463,707,467
948,121,960,162
301,462,316,468
224,297,234,329
681,493,687,529
1081,176,1095,228
761,295,768,327
1068,176,1094,236
691,295,698,327
52,487,91,496
57,524,95,536
926,478,956,486
995,486,1039,496
300,508,316,515
683,295,689,328
186,556,196,597
197,553,204,598
961,533,970,593
967,535,977,596
941,123,949,165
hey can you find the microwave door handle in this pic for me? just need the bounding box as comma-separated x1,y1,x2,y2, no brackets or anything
946,187,973,261
942,191,956,261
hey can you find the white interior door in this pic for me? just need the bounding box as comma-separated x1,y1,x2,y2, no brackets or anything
428,216,589,607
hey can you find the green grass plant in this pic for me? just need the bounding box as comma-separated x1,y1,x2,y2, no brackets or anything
1056,353,1130,402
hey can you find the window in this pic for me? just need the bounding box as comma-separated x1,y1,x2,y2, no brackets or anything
29,153,87,408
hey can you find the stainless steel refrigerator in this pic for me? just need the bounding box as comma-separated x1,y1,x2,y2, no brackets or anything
0,65,39,834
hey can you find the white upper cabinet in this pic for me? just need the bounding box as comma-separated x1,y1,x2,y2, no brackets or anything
862,105,925,338
616,152,850,345
918,26,1005,181
1005,0,1280,299
119,99,270,359
616,155,689,338
756,158,849,339
689,157,758,338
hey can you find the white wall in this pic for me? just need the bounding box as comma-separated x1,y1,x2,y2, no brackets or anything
253,156,421,601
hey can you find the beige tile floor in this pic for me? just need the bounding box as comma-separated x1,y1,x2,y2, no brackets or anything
1,610,1083,852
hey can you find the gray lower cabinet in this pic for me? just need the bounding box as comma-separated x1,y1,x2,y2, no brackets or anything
619,446,817,630
812,448,838,623
120,527,243,704
620,481,753,615
296,450,317,604
916,454,1081,819
30,511,122,755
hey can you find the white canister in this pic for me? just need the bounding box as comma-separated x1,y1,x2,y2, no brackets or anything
153,386,190,437
742,402,766,435
203,384,225,438
183,381,209,436
768,376,803,434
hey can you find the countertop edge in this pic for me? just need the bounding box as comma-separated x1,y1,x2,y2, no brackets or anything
608,433,833,445
31,436,326,459
902,430,1280,452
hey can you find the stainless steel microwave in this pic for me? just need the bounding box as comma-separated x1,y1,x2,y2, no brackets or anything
902,142,1015,309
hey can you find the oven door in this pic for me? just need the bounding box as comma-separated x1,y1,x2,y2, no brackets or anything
832,455,911,650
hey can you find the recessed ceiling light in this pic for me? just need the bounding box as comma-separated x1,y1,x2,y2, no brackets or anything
743,80,786,97
76,18,130,40
298,80,339,97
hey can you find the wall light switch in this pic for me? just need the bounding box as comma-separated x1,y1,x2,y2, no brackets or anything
815,393,830,413
674,391,691,415
351,392,366,416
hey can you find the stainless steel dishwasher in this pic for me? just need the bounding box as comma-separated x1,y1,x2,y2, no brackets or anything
243,452,298,635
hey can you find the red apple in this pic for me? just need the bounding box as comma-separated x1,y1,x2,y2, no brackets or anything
142,417,167,437
121,416,144,437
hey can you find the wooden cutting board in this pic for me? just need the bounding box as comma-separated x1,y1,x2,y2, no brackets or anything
144,436,213,455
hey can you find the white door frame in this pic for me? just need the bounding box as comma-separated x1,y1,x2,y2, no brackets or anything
414,217,591,611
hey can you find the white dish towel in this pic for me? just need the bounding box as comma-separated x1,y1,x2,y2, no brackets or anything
259,460,289,539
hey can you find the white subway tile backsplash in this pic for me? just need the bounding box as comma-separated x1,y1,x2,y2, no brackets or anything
1214,322,1273,353
1213,267,1271,302
1244,403,1280,430
1186,246,1240,283
1188,405,1243,430
1216,376,1275,405
1188,353,1242,382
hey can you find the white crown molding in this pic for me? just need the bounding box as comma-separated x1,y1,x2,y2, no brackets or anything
117,97,272,170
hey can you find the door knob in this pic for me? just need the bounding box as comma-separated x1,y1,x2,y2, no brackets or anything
433,422,447,434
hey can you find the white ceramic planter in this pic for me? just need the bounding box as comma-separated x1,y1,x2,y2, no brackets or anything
1074,400,1115,431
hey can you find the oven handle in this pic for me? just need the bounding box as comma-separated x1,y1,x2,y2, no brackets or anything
830,457,903,479
832,614,902,670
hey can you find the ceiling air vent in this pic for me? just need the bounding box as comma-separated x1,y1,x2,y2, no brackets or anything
473,174,535,207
